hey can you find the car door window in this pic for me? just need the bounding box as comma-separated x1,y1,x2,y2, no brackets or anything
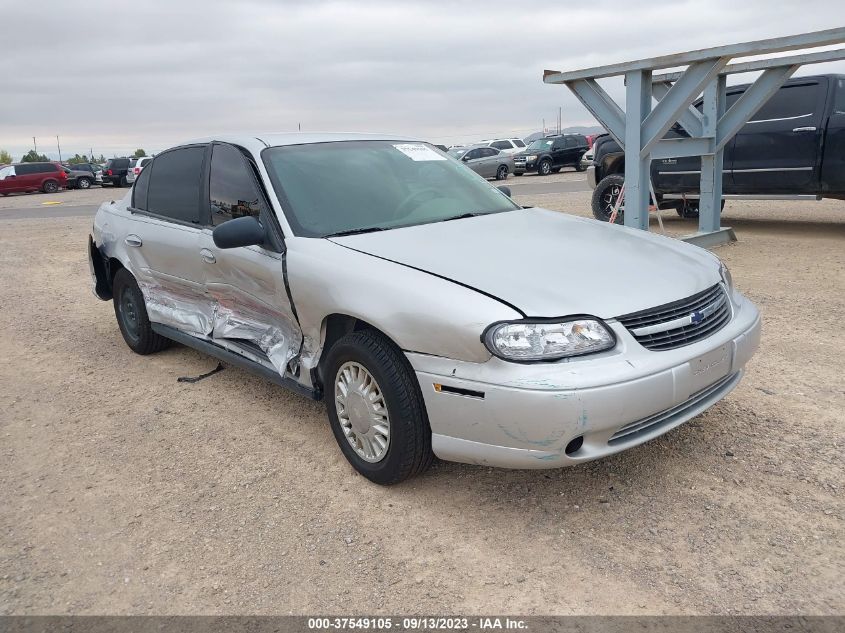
465,149,481,160
132,161,152,210
209,144,264,226
480,148,497,158
145,146,205,223
749,83,818,122
0,166,14,179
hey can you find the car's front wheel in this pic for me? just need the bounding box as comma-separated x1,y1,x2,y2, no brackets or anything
591,173,625,222
324,330,433,485
538,159,552,176
112,268,170,355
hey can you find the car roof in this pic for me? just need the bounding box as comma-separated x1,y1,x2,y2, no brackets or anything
181,132,421,153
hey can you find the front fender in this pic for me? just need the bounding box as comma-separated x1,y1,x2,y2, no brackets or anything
285,237,522,375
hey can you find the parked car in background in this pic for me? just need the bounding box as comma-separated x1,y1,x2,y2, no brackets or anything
588,74,845,220
62,165,97,189
0,162,68,195
448,145,513,180
89,133,760,484
126,156,153,184
513,134,589,176
482,138,527,155
68,162,103,186
102,157,132,187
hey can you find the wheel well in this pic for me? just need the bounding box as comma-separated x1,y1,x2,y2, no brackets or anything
604,154,624,175
313,314,397,390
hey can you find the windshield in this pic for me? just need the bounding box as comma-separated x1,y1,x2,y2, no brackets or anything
262,141,519,237
527,138,554,150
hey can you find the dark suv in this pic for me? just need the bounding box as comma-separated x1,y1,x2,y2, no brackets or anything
513,134,589,176
0,162,68,195
102,157,132,187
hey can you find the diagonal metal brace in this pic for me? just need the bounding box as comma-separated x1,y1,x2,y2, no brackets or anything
567,78,627,147
640,58,729,157
652,81,704,137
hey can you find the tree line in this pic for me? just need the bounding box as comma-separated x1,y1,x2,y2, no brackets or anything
1,148,148,165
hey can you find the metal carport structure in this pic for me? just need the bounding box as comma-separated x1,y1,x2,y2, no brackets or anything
543,28,845,246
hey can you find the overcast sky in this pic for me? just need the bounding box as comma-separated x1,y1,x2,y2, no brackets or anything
1,0,843,160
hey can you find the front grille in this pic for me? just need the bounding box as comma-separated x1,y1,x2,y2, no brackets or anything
608,372,739,444
617,284,730,351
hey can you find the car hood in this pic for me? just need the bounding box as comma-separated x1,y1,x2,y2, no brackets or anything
329,208,721,318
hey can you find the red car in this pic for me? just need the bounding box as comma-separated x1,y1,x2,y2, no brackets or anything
0,162,68,195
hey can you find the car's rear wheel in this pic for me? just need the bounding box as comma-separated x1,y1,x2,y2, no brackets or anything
77,177,91,189
538,159,552,176
42,179,59,194
112,268,170,355
324,330,433,485
591,174,625,222
495,165,508,180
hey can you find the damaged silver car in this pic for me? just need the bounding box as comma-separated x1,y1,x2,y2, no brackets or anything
89,133,761,485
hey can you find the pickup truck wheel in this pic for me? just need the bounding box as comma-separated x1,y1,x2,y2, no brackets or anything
42,179,59,194
325,330,433,485
112,269,170,355
591,174,626,222
495,165,508,180
538,159,552,176
77,177,91,189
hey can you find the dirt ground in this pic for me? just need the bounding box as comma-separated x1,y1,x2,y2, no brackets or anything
0,180,842,615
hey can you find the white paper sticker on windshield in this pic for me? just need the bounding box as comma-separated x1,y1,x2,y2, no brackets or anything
392,143,446,161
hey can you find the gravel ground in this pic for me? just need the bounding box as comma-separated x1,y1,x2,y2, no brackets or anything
0,186,124,210
0,181,842,615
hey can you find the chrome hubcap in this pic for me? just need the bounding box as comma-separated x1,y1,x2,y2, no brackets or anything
335,362,390,463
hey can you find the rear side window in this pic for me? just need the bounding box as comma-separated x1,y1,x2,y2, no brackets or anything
833,78,845,115
480,148,498,157
750,82,819,122
208,144,263,226
15,164,35,175
513,139,526,148
145,146,205,223
133,161,152,210
490,140,512,150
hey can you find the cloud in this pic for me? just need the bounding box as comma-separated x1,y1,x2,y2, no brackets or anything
1,0,842,159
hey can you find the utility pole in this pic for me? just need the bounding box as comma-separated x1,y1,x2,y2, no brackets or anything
33,137,37,154
542,118,545,134
56,136,62,163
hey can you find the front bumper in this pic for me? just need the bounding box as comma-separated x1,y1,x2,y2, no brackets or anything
407,290,761,469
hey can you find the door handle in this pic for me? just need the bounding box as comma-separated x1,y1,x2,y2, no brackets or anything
124,235,142,247
200,248,216,264
792,126,817,132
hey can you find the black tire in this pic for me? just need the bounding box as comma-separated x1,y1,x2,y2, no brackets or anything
495,165,508,180
112,268,170,355
324,330,433,485
591,173,625,222
538,159,552,176
42,179,59,194
77,177,91,189
676,199,725,219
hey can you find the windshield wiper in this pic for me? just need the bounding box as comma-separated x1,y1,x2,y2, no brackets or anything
440,212,485,222
325,226,387,238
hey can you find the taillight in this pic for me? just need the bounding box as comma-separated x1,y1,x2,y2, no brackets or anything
134,167,141,175
106,169,112,176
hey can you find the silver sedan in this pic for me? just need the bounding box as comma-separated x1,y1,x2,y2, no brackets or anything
89,133,760,485
448,145,514,180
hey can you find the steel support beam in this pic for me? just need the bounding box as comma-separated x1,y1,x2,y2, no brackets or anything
566,79,627,147
652,81,704,137
640,58,728,157
653,47,845,81
650,138,713,160
699,75,727,234
624,69,652,230
715,65,799,151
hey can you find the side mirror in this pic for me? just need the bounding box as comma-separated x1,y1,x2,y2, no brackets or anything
212,215,265,249
462,155,470,162
497,185,511,197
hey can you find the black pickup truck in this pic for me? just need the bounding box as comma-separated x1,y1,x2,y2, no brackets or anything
588,74,845,220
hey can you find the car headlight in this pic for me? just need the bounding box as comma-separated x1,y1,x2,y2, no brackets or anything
526,155,537,161
483,318,615,362
720,261,733,293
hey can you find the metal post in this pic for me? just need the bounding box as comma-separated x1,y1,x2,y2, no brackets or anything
56,136,62,163
624,69,652,230
698,75,726,234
